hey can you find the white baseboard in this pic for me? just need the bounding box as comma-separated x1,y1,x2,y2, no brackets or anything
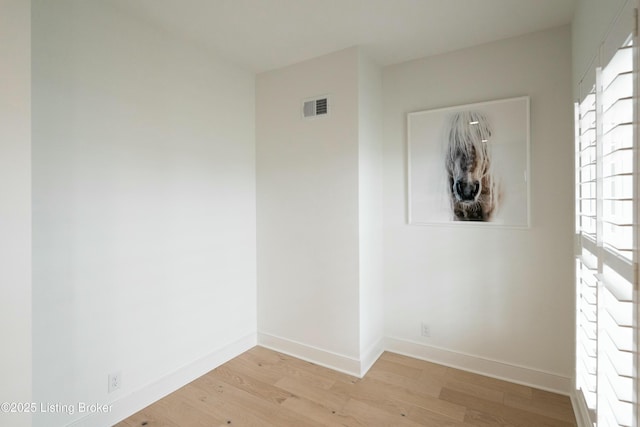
67,332,257,427
359,338,385,377
570,389,594,427
385,336,572,395
257,332,363,377
69,333,577,426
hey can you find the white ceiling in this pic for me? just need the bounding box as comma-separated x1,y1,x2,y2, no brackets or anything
113,0,578,73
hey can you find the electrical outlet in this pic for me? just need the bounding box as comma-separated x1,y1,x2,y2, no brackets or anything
108,371,122,393
421,323,431,337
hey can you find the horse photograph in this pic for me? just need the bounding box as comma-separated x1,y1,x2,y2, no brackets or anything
444,110,499,221
407,97,529,227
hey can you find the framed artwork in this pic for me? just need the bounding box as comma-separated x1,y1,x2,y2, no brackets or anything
407,96,530,227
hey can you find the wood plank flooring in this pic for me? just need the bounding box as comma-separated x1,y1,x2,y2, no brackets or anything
115,346,576,426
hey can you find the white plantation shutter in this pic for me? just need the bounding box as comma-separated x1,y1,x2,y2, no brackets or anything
579,84,598,240
598,34,636,427
576,80,599,419
601,41,635,260
600,265,634,426
575,2,638,426
576,247,598,412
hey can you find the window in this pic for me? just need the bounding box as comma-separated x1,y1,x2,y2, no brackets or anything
575,3,638,426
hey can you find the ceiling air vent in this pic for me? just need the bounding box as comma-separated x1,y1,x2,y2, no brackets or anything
303,96,329,119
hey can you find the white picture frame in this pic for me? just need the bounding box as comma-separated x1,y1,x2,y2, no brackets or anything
407,96,530,228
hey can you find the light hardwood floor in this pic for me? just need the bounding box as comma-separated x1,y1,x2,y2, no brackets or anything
115,346,577,426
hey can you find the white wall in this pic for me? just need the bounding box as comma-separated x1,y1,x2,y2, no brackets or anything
32,1,256,425
357,53,385,372
382,27,575,387
256,48,386,375
0,1,32,426
256,48,362,365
